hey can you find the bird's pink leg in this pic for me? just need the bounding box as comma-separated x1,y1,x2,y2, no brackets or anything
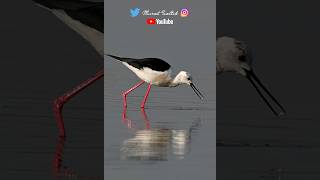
141,83,152,108
122,80,145,108
140,108,151,129
53,69,104,137
121,106,134,129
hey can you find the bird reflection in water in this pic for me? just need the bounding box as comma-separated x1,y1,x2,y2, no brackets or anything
121,108,201,161
52,137,102,180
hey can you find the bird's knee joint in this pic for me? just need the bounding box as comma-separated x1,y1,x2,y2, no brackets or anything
53,97,64,111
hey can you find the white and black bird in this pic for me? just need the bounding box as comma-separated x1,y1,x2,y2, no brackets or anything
107,54,204,108
33,0,104,137
217,36,286,116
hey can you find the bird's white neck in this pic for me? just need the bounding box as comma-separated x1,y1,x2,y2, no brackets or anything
170,76,181,87
169,72,186,87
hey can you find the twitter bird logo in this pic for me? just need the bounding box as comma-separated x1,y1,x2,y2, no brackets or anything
130,8,140,17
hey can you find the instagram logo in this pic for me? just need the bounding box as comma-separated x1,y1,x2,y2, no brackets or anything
180,8,189,17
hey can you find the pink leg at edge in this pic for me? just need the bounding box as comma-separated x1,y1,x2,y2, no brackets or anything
53,69,104,137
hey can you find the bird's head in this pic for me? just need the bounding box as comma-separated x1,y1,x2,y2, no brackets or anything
175,71,192,85
174,71,204,100
217,36,286,116
217,36,252,76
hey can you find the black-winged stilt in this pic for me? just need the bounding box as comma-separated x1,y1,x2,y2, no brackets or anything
33,0,104,137
107,55,204,108
217,36,286,116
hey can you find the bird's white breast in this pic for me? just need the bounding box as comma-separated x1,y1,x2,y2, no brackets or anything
123,63,172,86
52,10,103,56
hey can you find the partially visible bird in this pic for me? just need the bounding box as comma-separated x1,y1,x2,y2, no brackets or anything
217,36,286,116
107,54,204,108
32,0,104,137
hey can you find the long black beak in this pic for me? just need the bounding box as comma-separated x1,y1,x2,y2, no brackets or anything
190,83,204,100
245,69,286,117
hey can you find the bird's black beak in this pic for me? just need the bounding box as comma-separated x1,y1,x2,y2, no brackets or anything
190,83,204,100
244,69,286,117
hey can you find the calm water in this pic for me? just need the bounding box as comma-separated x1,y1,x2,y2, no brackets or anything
0,83,103,180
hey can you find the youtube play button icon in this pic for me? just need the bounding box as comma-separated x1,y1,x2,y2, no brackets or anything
146,18,156,25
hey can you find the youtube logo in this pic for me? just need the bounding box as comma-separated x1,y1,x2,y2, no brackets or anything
146,18,156,25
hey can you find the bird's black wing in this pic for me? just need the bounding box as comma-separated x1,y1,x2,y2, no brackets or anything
33,0,103,33
108,55,171,72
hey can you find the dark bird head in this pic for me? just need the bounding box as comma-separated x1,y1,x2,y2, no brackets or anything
217,36,286,116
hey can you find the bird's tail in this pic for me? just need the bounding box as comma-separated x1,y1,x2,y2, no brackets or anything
105,54,125,62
